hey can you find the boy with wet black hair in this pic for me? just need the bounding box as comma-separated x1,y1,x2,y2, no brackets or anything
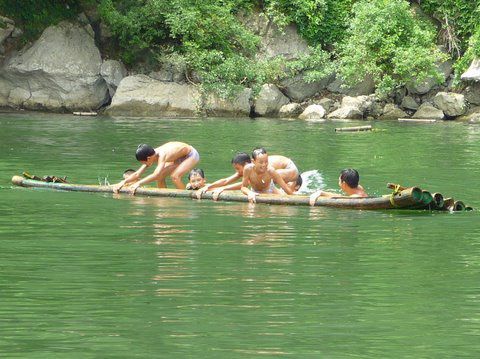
241,147,294,203
113,141,200,194
309,168,367,205
186,168,207,190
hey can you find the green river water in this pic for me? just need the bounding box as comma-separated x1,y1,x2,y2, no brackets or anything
1,111,479,358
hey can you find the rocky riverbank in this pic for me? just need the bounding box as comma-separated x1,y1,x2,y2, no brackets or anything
1,14,479,122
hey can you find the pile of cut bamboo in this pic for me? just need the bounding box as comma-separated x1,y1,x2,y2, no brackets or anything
387,183,473,211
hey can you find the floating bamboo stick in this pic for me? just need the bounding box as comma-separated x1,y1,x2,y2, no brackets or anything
398,118,437,123
73,111,98,116
334,125,373,132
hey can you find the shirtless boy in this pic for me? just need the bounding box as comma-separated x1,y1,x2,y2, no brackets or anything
241,147,294,203
309,168,367,206
197,151,300,199
113,142,199,194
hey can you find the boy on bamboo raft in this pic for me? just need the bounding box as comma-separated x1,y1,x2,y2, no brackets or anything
113,142,200,194
186,168,207,190
309,168,368,205
196,151,302,199
241,147,295,203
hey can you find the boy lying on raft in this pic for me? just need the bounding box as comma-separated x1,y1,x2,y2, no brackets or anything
241,147,294,203
113,141,199,194
196,151,301,199
309,168,367,205
186,168,207,190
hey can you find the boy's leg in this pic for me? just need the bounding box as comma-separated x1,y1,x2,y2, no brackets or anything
156,162,178,188
170,156,199,189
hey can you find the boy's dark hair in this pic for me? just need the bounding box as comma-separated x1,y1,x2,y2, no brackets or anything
123,168,136,175
188,168,205,180
340,168,359,188
296,173,303,188
135,144,155,161
252,147,267,159
231,152,251,165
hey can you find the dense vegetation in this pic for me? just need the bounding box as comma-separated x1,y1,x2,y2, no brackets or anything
1,0,479,97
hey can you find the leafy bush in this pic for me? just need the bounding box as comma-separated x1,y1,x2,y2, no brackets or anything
0,0,89,41
337,0,446,96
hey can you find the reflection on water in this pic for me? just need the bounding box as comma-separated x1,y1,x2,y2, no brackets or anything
1,113,479,357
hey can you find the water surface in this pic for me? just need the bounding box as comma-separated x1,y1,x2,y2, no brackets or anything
1,112,479,357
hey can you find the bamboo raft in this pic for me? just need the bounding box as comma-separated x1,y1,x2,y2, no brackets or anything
11,175,472,211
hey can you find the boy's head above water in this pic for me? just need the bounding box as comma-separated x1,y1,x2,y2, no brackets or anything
231,152,251,175
188,168,206,190
251,147,268,174
123,169,136,180
135,144,155,163
339,168,360,189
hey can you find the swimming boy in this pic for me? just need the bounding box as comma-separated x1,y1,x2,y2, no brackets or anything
113,142,200,194
309,168,367,206
186,168,207,190
197,151,300,199
241,147,294,203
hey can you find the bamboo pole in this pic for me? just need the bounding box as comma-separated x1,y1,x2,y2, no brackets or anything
11,176,424,210
431,192,444,209
334,125,372,132
398,118,437,123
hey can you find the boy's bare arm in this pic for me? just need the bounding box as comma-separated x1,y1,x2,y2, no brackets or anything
241,167,258,203
130,153,167,192
206,173,241,190
113,164,148,193
270,169,293,195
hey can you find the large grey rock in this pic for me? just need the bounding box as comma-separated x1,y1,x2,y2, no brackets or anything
341,95,373,113
100,60,127,97
108,75,252,117
412,103,445,120
401,96,419,110
204,88,252,117
433,92,466,117
0,21,108,110
464,83,480,106
407,59,453,95
327,74,375,96
456,107,480,123
380,104,407,120
254,84,289,116
280,72,334,102
298,105,326,120
318,98,335,113
238,11,310,61
461,59,480,82
106,75,200,116
327,106,363,120
149,57,186,83
279,103,302,117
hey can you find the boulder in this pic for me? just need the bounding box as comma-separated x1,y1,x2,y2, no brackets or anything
461,59,480,82
238,11,310,61
407,59,453,95
0,21,108,111
149,58,186,83
341,95,373,113
456,107,480,123
401,95,419,110
318,98,335,113
298,105,326,120
327,74,375,96
0,23,14,45
106,75,200,116
433,92,466,117
380,104,407,120
412,103,445,120
204,88,252,117
254,84,289,116
464,83,480,106
327,106,363,120
100,60,127,97
279,103,302,117
280,72,334,102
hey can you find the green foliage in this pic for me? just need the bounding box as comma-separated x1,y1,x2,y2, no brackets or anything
338,0,446,96
453,24,480,83
286,45,336,83
262,0,355,47
0,0,86,41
